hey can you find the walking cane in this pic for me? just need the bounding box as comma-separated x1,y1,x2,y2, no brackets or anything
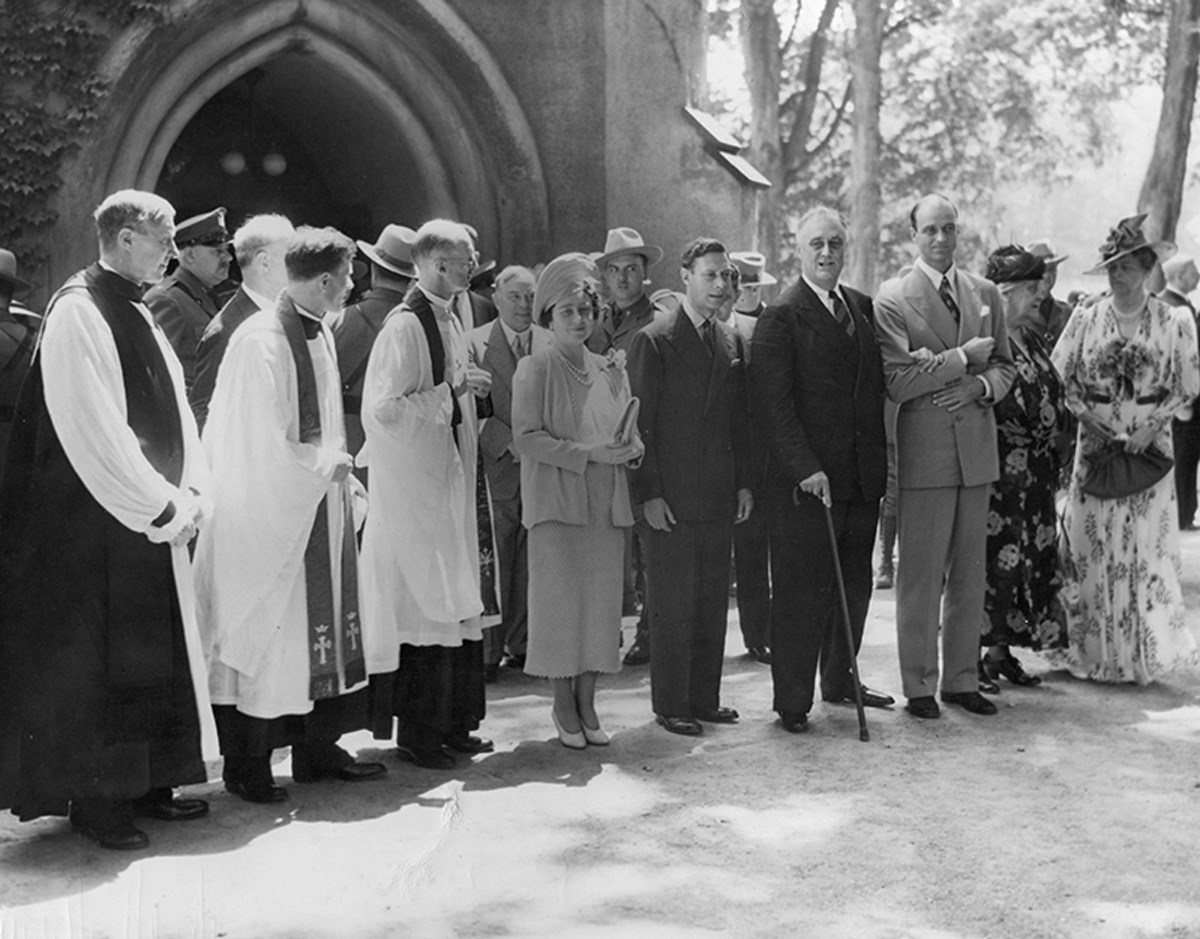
821,501,870,742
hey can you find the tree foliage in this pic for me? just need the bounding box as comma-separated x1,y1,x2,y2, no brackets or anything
712,0,1168,284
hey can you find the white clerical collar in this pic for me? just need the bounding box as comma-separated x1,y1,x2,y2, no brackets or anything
292,299,324,328
914,256,958,293
417,284,455,319
802,274,843,315
497,318,530,347
242,284,277,312
681,297,713,332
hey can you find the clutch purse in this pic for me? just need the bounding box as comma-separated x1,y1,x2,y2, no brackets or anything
1080,442,1173,499
612,396,641,446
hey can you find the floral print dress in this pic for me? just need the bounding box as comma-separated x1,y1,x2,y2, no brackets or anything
1050,297,1200,683
982,328,1068,650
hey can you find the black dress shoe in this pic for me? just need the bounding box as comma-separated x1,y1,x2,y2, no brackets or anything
906,696,940,719
133,789,210,822
983,654,1042,687
826,686,895,709
225,777,290,804
396,745,457,769
655,714,703,736
623,634,650,666
695,706,739,724
941,690,998,715
331,762,387,782
501,654,526,670
443,733,495,754
73,820,150,850
778,711,808,733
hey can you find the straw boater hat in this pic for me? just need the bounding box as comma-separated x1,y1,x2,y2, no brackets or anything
174,207,232,248
729,251,777,287
595,227,663,268
356,224,418,278
0,248,31,294
1084,214,1176,275
1026,239,1068,268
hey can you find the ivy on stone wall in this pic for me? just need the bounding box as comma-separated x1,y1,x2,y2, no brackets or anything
0,1,166,288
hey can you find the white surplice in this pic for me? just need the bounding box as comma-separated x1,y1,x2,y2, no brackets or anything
195,307,366,719
359,299,483,675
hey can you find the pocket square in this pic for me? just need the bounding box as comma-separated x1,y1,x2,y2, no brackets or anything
980,304,991,318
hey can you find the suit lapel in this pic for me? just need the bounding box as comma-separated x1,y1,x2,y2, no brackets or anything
485,320,517,389
702,319,734,415
664,307,712,379
796,281,854,352
904,271,958,350
953,271,985,343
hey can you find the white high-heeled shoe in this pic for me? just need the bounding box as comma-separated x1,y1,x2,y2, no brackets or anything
552,710,587,749
580,721,610,746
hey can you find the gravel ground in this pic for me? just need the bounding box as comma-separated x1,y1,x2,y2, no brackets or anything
3,538,1200,939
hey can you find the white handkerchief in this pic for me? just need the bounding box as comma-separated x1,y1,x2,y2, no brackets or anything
980,304,991,319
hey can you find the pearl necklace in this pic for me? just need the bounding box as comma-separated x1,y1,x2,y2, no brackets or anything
552,345,591,384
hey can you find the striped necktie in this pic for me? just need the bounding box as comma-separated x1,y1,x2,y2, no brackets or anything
830,290,855,338
939,275,961,325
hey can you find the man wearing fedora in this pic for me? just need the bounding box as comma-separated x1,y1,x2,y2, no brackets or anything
588,227,664,665
1161,254,1200,528
331,223,417,466
0,247,39,482
874,193,1015,719
191,214,295,431
724,251,777,664
145,207,232,392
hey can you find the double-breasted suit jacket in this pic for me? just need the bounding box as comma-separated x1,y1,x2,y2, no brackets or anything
751,279,887,713
873,265,1016,699
628,306,751,718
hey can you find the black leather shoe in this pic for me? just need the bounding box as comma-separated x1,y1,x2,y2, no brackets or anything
906,696,940,719
655,714,703,736
746,646,772,664
133,790,210,822
396,745,456,770
941,690,998,715
501,654,526,670
624,634,650,666
73,820,150,850
695,706,739,724
983,654,1042,687
330,762,387,782
225,777,290,804
827,686,895,709
778,711,808,733
443,733,495,754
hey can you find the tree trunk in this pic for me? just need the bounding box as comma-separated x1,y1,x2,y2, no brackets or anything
740,0,782,270
1138,0,1200,242
846,0,884,292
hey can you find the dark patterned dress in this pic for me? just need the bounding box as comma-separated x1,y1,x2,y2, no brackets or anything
981,328,1069,650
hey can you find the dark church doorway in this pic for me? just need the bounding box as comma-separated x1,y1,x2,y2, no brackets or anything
155,54,432,244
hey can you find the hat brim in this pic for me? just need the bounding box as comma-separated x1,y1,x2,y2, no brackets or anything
1084,241,1176,275
357,240,417,279
739,272,778,287
596,245,664,268
0,270,32,293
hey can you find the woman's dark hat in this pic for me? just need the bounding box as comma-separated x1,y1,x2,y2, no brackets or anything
985,245,1046,285
1085,214,1176,275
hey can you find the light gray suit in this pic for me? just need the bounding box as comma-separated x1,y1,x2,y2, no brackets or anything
874,265,1015,698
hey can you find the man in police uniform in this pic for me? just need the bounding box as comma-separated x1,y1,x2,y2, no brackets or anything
145,207,232,391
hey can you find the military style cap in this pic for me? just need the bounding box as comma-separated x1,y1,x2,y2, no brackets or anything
175,207,232,248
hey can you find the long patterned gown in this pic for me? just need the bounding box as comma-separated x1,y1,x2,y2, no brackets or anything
981,327,1068,651
1050,297,1200,683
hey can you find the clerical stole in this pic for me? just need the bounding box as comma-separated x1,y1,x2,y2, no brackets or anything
278,306,366,699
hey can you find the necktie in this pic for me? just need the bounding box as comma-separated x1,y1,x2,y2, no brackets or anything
513,331,529,359
830,290,855,339
939,275,961,326
612,305,625,332
700,319,716,355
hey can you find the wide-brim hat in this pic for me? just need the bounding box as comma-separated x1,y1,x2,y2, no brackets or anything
595,227,663,268
730,250,777,287
175,207,232,248
0,248,31,293
1084,214,1176,275
1026,239,1068,267
357,224,417,278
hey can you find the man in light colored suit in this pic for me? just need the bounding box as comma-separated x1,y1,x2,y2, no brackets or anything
873,194,1015,719
467,265,550,680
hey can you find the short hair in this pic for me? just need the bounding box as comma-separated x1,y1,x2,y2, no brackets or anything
796,205,848,236
233,214,295,268
94,190,174,249
494,265,535,290
284,226,356,281
680,238,727,271
411,219,473,262
908,193,959,231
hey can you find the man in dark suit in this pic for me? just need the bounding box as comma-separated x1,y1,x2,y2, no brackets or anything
750,207,894,733
874,194,1015,719
466,265,550,680
588,227,665,665
629,238,753,736
191,214,294,431
144,207,231,393
1161,255,1200,528
330,224,416,463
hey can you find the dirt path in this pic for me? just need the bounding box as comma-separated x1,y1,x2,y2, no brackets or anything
3,543,1200,938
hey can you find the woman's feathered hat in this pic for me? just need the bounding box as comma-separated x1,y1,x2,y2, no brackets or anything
1084,214,1176,274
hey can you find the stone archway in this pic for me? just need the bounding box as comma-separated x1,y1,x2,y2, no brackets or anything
50,0,549,280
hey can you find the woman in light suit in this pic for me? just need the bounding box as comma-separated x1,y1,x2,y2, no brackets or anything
512,253,643,747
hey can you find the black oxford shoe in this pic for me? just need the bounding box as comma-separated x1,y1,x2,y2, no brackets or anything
940,691,998,716
695,706,739,724
133,792,210,822
655,714,703,736
443,733,495,754
224,778,289,804
905,696,940,719
778,712,808,733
